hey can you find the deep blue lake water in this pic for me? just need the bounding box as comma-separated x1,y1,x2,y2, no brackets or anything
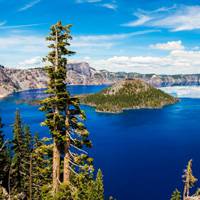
1,85,200,200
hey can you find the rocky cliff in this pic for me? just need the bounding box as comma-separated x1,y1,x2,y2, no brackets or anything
1,62,200,98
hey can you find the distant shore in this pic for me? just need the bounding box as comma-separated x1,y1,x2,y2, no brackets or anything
0,84,109,100
0,93,9,99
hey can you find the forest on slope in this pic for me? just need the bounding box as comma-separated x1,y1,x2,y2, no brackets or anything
80,79,178,113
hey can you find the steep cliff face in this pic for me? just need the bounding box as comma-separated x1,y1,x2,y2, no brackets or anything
1,62,200,98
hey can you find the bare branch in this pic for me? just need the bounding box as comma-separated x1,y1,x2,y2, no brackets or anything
69,159,85,168
70,144,88,155
69,166,78,175
0,140,8,152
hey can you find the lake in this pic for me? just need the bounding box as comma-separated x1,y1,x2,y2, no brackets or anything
1,85,200,200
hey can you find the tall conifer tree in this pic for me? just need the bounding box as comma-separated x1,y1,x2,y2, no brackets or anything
40,21,92,193
0,116,10,191
11,110,26,195
23,125,33,199
32,135,52,199
95,169,104,200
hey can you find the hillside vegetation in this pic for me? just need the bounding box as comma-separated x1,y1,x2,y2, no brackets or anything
80,79,178,113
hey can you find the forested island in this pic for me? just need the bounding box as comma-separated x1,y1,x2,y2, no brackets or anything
80,79,178,113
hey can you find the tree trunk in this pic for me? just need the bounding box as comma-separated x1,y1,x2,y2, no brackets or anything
183,185,186,200
53,140,60,193
52,26,61,193
8,166,11,200
63,108,70,184
63,137,70,184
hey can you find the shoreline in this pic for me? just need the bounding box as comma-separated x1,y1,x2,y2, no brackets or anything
82,99,179,114
0,93,11,99
0,84,110,100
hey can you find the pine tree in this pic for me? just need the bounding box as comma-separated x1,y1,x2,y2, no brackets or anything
32,134,52,199
23,125,33,199
40,21,92,193
0,116,10,191
95,169,104,200
170,189,181,200
10,110,26,195
183,159,198,200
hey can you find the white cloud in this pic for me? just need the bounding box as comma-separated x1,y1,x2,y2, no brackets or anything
18,0,41,12
137,5,177,15
0,21,6,26
72,30,159,49
18,56,42,68
0,30,158,68
123,5,200,32
0,35,45,51
101,0,117,10
2,33,200,75
84,47,200,74
76,0,101,3
160,86,200,98
0,34,47,67
74,30,159,42
122,14,152,27
101,3,117,10
0,23,43,30
150,40,184,51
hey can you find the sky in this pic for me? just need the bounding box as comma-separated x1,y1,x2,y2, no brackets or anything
1,0,200,74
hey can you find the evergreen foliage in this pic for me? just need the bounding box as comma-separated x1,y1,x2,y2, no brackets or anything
31,136,52,199
173,160,200,200
183,159,197,199
0,116,10,191
10,110,26,195
170,189,181,200
95,169,104,200
81,79,177,113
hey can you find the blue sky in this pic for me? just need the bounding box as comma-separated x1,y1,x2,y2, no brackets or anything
1,0,200,74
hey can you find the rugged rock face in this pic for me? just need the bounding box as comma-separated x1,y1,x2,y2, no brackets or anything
1,62,200,98
0,67,47,98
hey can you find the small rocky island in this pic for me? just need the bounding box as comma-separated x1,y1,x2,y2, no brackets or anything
80,79,178,113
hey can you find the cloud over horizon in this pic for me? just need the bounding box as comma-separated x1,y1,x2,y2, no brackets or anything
150,41,185,51
123,5,200,32
80,40,200,75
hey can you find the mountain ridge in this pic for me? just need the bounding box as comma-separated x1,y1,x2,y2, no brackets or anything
1,62,200,98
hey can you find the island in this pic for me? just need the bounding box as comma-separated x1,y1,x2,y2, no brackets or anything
80,79,178,113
